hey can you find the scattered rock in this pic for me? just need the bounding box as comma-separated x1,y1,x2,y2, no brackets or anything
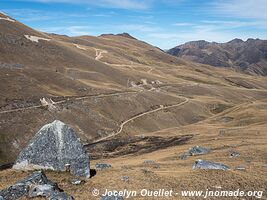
0,171,73,200
153,164,160,169
121,176,129,182
49,192,74,200
143,160,155,164
139,134,145,139
193,159,230,170
189,146,210,156
95,163,112,170
180,146,210,160
230,151,240,158
70,179,83,185
143,160,160,169
235,166,246,171
179,153,190,160
220,116,234,123
101,194,124,200
212,186,222,189
141,168,152,174
13,120,90,178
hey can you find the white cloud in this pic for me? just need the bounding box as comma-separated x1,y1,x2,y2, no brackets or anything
41,25,93,36
213,0,267,20
12,0,153,9
173,22,193,26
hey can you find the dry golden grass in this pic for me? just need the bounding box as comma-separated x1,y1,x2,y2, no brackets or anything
0,14,266,199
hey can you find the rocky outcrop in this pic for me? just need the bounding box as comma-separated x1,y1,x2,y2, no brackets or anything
168,39,267,76
13,120,90,178
188,146,210,156
193,159,230,170
0,171,73,200
180,146,210,160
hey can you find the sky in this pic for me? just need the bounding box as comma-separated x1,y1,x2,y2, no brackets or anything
1,0,267,49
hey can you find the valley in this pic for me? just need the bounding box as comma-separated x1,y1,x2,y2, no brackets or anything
0,12,266,200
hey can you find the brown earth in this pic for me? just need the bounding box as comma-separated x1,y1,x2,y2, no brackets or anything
0,13,266,200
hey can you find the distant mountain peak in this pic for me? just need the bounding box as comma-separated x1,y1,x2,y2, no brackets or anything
100,32,136,40
228,38,244,44
116,33,136,40
168,38,267,76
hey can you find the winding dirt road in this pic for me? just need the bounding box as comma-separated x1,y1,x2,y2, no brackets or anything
85,96,189,145
0,91,137,114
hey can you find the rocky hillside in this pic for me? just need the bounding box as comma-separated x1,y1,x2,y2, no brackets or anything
0,12,267,166
167,39,267,76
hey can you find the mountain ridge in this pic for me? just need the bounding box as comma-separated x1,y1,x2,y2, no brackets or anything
167,38,267,76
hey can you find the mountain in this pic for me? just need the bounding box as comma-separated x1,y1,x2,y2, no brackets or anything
0,13,267,199
167,39,267,76
100,32,137,40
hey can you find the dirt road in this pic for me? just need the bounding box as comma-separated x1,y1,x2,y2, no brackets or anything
85,96,189,145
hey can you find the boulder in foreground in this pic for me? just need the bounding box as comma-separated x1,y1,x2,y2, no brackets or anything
0,171,73,200
13,120,90,178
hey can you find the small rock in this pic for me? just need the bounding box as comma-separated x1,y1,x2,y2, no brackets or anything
193,159,230,170
141,168,152,174
95,163,112,170
153,164,160,169
71,179,82,185
189,146,210,156
49,192,74,200
121,176,129,182
143,160,155,164
101,194,124,200
230,151,240,158
180,153,190,160
139,134,145,139
235,166,246,171
212,186,222,189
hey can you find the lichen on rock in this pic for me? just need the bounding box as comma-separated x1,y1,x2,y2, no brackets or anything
13,120,90,178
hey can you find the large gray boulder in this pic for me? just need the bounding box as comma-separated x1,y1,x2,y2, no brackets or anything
193,159,230,170
0,171,73,200
13,120,90,178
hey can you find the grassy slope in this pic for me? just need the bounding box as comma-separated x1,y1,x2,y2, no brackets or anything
0,13,266,200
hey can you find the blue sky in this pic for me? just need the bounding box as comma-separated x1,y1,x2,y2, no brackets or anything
1,0,267,49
